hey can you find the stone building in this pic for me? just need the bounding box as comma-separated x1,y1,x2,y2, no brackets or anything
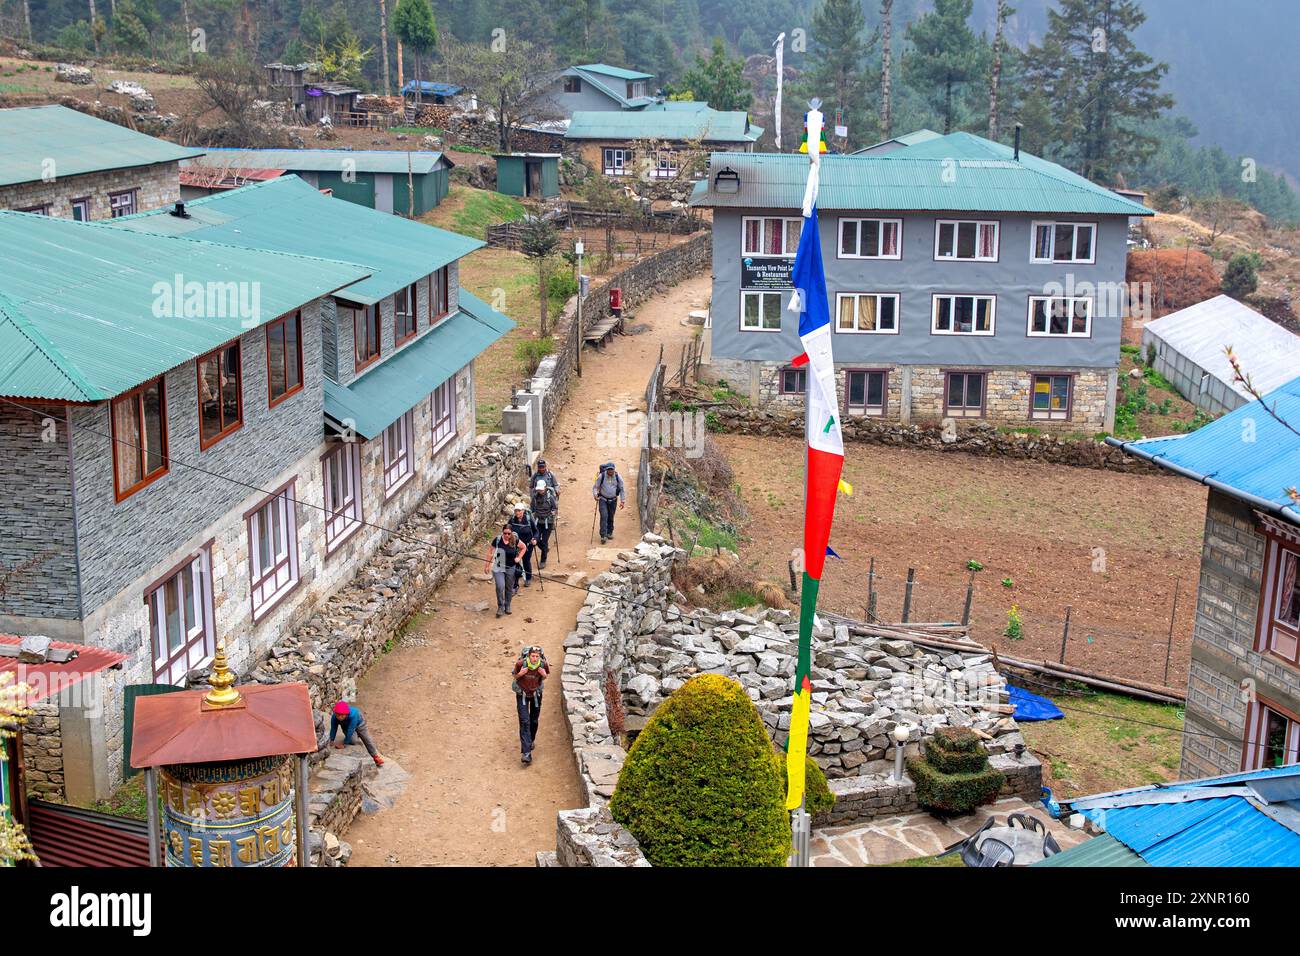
690,130,1153,434
1112,376,1300,777
0,104,201,220
0,178,511,802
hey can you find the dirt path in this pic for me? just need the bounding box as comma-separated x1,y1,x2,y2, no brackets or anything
346,274,708,866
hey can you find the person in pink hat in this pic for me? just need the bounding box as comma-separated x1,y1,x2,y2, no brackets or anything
328,700,384,766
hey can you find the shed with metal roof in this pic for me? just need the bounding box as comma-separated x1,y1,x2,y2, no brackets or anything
493,153,561,199
1140,295,1300,417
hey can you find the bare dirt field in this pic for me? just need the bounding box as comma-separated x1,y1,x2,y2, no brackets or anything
716,434,1208,688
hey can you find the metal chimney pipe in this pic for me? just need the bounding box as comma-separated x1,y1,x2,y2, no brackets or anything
1013,123,1023,161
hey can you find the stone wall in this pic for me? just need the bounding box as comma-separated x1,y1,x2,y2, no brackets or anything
0,160,182,220
526,233,711,435
20,703,63,799
554,532,1042,865
710,404,1161,474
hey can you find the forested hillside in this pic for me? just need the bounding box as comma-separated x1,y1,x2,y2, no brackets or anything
6,0,1297,221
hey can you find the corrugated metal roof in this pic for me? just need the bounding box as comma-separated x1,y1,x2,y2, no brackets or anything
179,166,287,189
108,175,481,305
1118,375,1300,523
576,63,654,80
692,131,1153,214
401,80,464,96
325,288,512,437
1031,832,1150,867
187,147,448,175
0,105,203,187
566,107,760,143
26,800,149,867
1143,295,1300,400
1066,765,1300,866
0,634,127,706
0,210,371,402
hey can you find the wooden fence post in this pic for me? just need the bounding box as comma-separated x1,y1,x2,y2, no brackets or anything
1164,579,1181,686
1059,606,1072,664
962,571,975,626
902,568,915,623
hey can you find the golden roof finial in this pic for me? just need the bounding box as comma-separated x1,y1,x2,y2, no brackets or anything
204,640,242,707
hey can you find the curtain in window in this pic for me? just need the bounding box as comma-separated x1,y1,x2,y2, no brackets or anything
881,222,898,257
764,218,783,255
978,223,996,258
1282,552,1299,626
859,295,877,331
744,219,760,254
837,296,856,330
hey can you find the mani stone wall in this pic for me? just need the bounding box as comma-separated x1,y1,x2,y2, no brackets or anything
551,533,1042,866
527,233,712,434
1181,491,1300,778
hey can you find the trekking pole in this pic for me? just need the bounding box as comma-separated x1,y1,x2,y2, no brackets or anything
553,518,562,568
589,501,597,545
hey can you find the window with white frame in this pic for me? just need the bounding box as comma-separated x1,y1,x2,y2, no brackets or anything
934,220,998,260
248,485,299,619
383,410,415,494
1258,532,1300,665
839,218,901,258
845,370,887,416
836,292,899,333
603,148,633,175
1028,295,1092,337
108,189,137,218
932,294,995,334
395,284,418,344
147,550,214,684
648,150,679,178
742,216,802,257
1243,699,1300,771
741,290,782,331
70,198,90,221
323,442,362,550
1032,221,1096,263
431,378,456,452
1030,374,1073,421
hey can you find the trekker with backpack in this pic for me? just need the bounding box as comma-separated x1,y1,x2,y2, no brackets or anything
531,479,558,569
507,501,539,590
484,525,526,617
512,645,549,765
592,461,625,544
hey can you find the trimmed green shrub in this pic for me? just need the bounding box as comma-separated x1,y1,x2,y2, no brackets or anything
778,752,836,816
610,674,791,867
908,728,1004,815
1222,253,1259,299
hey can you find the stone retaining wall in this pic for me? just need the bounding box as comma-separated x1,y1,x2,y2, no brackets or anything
20,703,63,799
554,532,1042,865
711,405,1160,474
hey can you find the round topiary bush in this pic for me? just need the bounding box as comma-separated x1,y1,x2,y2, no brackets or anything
610,674,791,867
779,752,836,817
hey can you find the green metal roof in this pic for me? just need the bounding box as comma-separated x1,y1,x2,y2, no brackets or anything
566,107,761,143
107,175,481,306
0,105,204,187
186,148,449,175
324,289,512,438
691,130,1153,214
0,211,370,402
1031,833,1150,867
575,64,654,81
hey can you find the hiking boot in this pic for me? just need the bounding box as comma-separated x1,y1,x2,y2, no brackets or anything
521,752,532,765
539,559,547,570
524,577,531,588
373,755,385,767
496,608,503,618
505,607,513,615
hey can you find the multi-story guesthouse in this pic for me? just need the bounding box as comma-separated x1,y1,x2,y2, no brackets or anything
538,63,658,117
1112,377,1300,777
0,104,202,220
690,130,1151,433
0,176,511,800
567,103,762,183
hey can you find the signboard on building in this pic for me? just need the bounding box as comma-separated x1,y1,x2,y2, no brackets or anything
741,256,794,290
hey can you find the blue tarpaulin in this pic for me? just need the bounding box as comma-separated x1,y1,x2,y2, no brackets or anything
1008,684,1064,721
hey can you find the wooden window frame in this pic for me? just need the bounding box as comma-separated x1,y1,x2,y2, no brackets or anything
739,289,783,332
110,376,169,502
933,219,999,262
431,378,456,454
70,197,91,221
943,370,988,419
266,311,304,407
382,410,415,497
1030,220,1097,264
1027,295,1093,338
1255,524,1300,668
563,75,581,93
17,204,50,215
603,147,633,176
144,544,215,685
353,304,381,373
837,217,902,260
931,293,997,336
245,479,301,622
108,189,138,218
835,291,901,335
844,368,889,417
1029,372,1075,422
778,366,807,395
196,341,244,450
322,441,363,551
395,285,418,346
429,267,450,325
741,215,802,258
1241,695,1300,771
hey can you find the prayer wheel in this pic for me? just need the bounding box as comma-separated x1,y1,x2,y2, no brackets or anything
160,754,297,867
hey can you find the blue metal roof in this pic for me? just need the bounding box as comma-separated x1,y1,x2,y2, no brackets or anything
1112,374,1300,525
401,81,464,96
1068,765,1300,866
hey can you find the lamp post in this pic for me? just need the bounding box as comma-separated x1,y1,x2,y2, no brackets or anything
892,723,911,782
574,239,584,378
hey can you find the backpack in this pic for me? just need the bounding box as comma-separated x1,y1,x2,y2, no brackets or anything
511,645,548,696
